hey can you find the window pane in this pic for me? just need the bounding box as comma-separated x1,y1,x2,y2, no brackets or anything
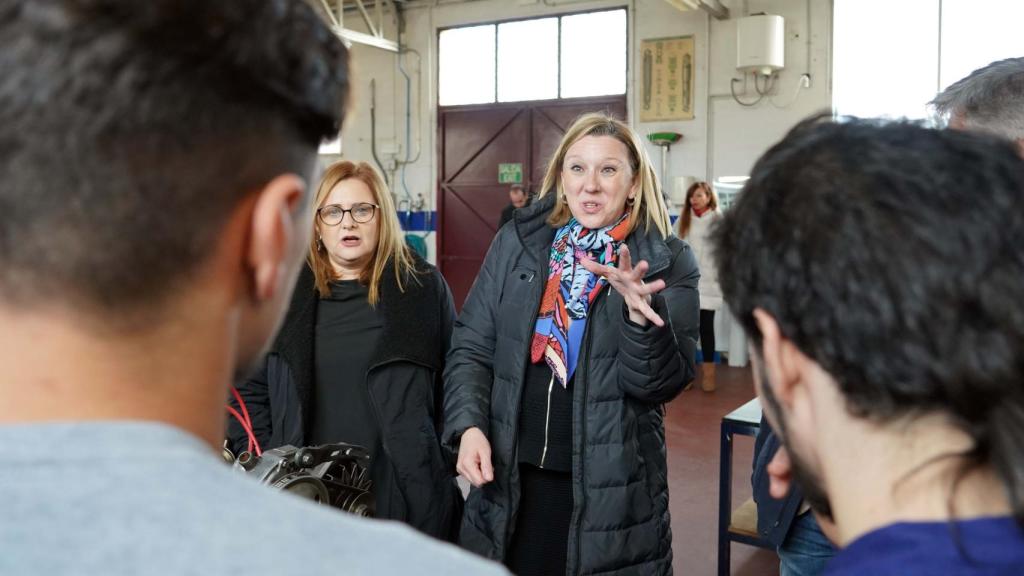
940,0,1024,90
497,18,558,102
439,25,496,106
833,0,939,119
560,10,627,98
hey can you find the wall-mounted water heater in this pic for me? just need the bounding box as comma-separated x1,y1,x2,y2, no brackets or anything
736,15,785,76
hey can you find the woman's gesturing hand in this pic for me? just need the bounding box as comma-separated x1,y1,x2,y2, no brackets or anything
457,426,494,487
581,245,667,327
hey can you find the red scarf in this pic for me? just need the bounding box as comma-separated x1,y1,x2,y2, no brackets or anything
693,205,710,218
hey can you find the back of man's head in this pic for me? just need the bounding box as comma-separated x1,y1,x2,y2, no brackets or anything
931,57,1024,142
713,117,1024,525
0,0,348,318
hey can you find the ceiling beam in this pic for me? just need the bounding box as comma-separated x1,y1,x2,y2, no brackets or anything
319,0,400,53
333,25,400,52
664,0,730,20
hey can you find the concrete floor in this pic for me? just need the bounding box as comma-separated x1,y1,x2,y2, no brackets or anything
667,364,779,576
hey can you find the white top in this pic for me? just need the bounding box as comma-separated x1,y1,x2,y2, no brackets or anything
684,208,724,311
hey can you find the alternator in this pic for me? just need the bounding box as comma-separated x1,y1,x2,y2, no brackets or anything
234,442,374,517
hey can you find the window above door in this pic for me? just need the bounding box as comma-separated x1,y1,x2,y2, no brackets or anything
439,8,628,107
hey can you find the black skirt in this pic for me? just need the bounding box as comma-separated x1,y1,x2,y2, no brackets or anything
506,463,574,576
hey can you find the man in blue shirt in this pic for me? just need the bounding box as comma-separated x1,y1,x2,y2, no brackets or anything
713,115,1024,576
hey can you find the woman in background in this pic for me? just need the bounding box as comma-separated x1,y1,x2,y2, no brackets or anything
677,180,723,392
228,160,461,541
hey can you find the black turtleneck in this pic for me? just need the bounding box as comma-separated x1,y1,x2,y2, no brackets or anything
309,280,383,461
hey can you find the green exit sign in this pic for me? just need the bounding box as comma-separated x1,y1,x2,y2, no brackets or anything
498,163,522,184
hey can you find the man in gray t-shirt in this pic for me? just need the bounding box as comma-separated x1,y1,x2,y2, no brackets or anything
1,422,502,575
0,2,504,575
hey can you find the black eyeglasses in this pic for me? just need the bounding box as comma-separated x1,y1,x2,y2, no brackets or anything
317,202,378,225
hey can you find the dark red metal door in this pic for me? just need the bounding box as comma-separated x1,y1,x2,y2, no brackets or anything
438,96,627,310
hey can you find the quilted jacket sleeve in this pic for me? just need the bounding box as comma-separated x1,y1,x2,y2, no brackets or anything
616,240,699,404
441,229,509,456
434,271,457,435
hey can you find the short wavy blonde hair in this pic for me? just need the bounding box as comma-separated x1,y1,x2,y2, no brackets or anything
538,113,672,238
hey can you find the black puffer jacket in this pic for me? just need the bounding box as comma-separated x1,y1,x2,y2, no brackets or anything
228,256,462,541
443,194,699,575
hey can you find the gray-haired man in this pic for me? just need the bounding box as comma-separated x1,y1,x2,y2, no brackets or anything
931,56,1024,154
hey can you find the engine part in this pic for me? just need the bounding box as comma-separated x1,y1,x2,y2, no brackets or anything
234,442,374,517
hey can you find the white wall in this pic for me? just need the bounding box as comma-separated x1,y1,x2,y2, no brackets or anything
327,0,834,262
636,0,832,196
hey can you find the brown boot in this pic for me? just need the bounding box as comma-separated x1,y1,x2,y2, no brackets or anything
701,363,717,392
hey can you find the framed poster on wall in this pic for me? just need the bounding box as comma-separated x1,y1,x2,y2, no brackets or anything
640,36,695,122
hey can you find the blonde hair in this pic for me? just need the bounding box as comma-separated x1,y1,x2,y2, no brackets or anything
308,160,416,306
676,181,718,239
538,113,672,238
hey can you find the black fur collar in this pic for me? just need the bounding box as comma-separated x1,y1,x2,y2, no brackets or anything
270,255,444,417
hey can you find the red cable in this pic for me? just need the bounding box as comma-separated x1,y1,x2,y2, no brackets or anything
228,405,250,453
226,405,262,457
225,405,255,455
230,386,255,437
228,385,262,456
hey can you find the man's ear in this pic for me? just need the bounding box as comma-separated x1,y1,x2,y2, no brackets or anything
247,174,307,302
752,308,805,410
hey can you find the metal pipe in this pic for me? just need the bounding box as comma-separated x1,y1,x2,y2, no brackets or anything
400,49,424,164
369,79,390,185
660,145,669,197
396,5,416,231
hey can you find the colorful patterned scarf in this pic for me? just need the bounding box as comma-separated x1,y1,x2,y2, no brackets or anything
530,214,630,387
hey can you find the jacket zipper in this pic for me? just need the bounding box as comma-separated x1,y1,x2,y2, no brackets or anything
504,266,543,557
538,372,556,468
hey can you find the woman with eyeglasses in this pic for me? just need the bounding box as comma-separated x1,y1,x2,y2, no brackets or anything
227,160,462,541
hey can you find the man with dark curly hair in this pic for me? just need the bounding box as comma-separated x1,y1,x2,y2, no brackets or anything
718,116,1024,575
751,56,1024,576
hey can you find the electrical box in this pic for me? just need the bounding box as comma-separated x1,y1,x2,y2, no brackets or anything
736,15,785,76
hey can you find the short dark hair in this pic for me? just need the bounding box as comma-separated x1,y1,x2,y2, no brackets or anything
0,0,349,315
713,116,1024,525
930,57,1024,139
